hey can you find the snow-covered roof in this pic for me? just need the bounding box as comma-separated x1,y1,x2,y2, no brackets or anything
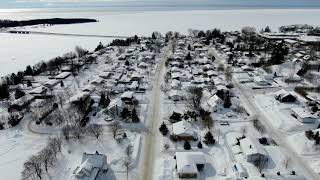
239,137,267,157
11,94,34,106
206,70,218,76
275,89,295,99
207,95,223,108
55,72,71,79
121,91,134,99
175,151,205,174
82,85,96,92
171,79,180,88
74,152,107,180
129,81,139,89
171,72,181,79
70,92,90,103
172,120,194,137
29,86,47,94
99,72,111,79
107,98,125,110
44,79,58,87
291,107,317,119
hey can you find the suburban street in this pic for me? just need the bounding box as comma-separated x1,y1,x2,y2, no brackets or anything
140,47,168,180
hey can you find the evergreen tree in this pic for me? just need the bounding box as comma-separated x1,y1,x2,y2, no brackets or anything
197,141,203,149
223,93,232,108
123,132,127,138
184,140,191,150
25,65,34,76
203,131,216,145
131,107,140,123
0,84,9,99
106,95,111,107
99,93,108,107
125,60,130,66
188,44,192,51
14,88,25,99
11,73,21,85
264,26,271,33
121,107,130,120
185,52,192,60
152,32,156,39
159,122,169,135
27,80,32,87
94,42,104,52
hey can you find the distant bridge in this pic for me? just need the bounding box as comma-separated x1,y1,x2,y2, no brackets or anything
3,30,130,39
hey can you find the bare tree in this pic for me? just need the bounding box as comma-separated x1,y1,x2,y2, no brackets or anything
62,126,71,140
185,87,203,113
254,157,267,173
87,124,104,139
75,46,88,58
48,137,62,157
22,155,43,180
217,64,225,73
240,126,247,137
225,66,233,82
109,121,121,139
252,117,265,134
123,145,133,180
282,156,292,169
39,148,55,173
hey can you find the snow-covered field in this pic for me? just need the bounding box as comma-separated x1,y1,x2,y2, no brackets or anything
1,8,320,76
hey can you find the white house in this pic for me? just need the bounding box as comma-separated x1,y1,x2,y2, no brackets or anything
239,137,268,163
73,152,108,180
175,151,206,179
172,120,196,141
107,98,125,117
120,91,135,104
206,95,223,112
291,107,317,123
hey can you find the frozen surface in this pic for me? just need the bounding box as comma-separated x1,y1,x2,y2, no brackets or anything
1,8,320,76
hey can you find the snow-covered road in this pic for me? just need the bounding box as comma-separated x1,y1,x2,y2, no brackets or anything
140,46,168,180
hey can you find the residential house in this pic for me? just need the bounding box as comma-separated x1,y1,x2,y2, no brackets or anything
206,95,223,112
73,152,108,180
239,137,268,163
120,91,135,104
172,120,196,141
291,107,318,123
107,98,125,117
55,72,71,80
275,89,296,102
175,151,206,179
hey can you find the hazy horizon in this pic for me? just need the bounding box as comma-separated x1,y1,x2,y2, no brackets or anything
2,0,320,9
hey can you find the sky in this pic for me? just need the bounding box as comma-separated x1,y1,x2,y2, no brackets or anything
1,0,320,9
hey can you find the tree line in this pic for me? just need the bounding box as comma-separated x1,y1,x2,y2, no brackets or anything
0,18,97,28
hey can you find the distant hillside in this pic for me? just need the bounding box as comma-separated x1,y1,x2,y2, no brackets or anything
0,18,98,28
